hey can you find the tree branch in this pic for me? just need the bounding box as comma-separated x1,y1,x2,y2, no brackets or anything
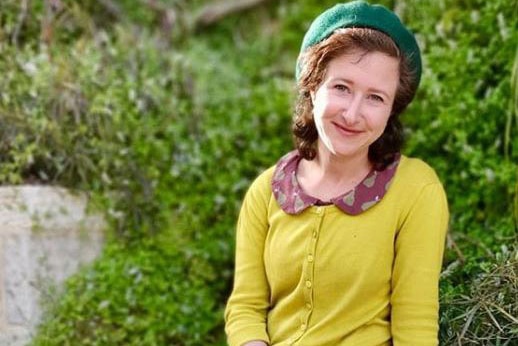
11,0,30,46
40,0,63,47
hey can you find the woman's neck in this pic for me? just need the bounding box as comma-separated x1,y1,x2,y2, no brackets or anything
296,142,373,201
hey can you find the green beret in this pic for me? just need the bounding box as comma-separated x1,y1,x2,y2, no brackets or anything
297,0,422,89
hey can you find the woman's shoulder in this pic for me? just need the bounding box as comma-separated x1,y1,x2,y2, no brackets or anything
250,151,297,187
251,165,276,189
390,155,448,215
245,163,279,201
245,151,297,200
396,155,443,186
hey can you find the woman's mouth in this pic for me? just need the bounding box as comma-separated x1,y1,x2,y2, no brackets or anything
333,122,363,136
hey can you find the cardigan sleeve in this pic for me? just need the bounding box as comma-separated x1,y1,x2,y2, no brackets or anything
225,169,273,346
391,182,449,346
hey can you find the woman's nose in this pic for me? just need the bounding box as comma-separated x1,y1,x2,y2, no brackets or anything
342,95,362,124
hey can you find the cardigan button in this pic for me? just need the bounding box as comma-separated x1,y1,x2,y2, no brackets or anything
307,255,314,262
305,280,312,288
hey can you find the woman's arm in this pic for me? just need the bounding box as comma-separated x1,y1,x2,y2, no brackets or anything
391,182,449,346
225,169,273,346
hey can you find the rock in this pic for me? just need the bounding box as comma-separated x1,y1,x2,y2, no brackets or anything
0,186,105,346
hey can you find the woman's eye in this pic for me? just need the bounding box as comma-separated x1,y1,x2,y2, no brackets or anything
335,84,349,92
369,94,384,103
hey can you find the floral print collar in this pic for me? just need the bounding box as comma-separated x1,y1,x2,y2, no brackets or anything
271,150,400,215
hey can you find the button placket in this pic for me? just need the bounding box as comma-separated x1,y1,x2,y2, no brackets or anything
291,208,326,345
298,207,325,342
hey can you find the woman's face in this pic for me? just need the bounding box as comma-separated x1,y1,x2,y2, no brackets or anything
310,50,399,161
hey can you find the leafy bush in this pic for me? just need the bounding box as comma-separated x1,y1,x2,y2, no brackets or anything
403,0,517,252
0,0,515,345
0,19,198,238
36,240,226,345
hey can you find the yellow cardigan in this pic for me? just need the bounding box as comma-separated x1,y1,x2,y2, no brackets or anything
225,155,449,346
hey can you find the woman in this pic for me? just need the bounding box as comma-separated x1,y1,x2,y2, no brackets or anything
225,1,449,345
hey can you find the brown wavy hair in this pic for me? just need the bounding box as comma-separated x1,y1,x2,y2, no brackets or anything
293,28,417,171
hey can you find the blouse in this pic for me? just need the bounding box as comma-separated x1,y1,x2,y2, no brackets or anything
225,153,449,346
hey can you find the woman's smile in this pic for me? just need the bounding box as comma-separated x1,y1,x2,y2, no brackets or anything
332,121,364,136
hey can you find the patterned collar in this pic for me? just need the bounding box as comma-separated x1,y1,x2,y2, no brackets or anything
271,151,400,215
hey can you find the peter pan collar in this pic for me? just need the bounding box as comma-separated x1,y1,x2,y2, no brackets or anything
271,150,400,215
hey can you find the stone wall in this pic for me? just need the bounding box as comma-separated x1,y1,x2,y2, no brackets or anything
0,186,105,346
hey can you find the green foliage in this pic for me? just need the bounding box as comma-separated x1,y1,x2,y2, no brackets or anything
0,27,193,238
35,240,226,346
0,0,516,345
403,0,517,252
